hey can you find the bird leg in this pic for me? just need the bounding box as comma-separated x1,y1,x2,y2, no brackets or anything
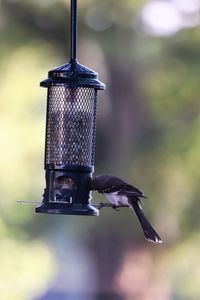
93,203,128,210
97,202,105,209
112,205,120,211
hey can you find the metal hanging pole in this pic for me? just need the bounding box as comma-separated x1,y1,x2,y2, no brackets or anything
70,0,77,61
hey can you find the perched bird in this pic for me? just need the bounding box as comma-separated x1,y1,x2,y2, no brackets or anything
54,176,76,190
90,175,162,243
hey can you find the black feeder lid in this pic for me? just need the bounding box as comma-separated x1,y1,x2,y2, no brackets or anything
40,59,106,90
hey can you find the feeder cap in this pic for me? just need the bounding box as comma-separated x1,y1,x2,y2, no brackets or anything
40,59,105,90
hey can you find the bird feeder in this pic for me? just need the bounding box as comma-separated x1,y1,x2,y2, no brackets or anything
35,0,105,216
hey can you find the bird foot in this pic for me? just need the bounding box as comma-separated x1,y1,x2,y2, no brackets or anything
112,205,120,211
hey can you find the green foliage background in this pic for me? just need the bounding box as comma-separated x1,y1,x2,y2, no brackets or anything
0,0,200,299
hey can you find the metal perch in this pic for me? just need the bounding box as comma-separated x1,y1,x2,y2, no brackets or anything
18,201,129,211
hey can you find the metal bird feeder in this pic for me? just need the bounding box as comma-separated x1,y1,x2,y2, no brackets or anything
35,0,105,216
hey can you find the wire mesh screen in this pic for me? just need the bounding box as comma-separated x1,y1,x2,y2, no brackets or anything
45,86,97,166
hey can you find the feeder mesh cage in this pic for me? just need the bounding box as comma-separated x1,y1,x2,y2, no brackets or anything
45,86,97,167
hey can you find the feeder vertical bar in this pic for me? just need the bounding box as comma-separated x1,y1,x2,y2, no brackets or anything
70,0,77,61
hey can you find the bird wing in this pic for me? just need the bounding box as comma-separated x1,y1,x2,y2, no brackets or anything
97,175,127,194
118,184,146,198
91,175,146,198
100,184,125,194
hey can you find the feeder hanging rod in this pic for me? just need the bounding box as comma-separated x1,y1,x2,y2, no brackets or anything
70,0,77,61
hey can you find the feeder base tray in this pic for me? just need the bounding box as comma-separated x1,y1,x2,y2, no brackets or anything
35,202,99,216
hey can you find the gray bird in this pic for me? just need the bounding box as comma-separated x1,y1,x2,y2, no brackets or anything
90,175,162,243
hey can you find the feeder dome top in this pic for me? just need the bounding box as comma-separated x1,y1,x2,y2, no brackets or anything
40,59,105,90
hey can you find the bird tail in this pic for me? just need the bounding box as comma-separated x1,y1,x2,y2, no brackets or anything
130,200,162,243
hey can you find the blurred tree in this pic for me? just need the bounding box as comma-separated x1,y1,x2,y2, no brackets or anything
1,0,200,299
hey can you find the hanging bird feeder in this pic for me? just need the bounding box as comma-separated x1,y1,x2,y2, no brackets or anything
18,0,161,244
35,0,105,216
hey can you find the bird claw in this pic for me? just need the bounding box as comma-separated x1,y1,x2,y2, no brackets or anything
112,205,120,211
98,202,104,209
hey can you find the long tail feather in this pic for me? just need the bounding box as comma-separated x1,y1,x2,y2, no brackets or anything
130,200,162,243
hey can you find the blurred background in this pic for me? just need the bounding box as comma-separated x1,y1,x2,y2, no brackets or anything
0,0,200,299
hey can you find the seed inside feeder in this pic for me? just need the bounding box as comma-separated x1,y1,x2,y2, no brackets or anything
46,86,97,166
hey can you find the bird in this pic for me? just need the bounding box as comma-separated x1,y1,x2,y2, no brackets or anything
90,175,162,243
54,176,76,190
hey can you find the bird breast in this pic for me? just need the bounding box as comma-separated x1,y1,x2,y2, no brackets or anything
104,192,129,206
